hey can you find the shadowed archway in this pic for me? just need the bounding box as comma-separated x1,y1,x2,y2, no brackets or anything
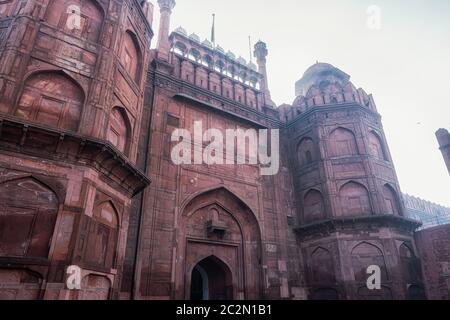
190,255,233,300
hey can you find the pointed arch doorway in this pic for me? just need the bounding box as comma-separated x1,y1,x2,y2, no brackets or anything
178,187,263,300
190,256,233,300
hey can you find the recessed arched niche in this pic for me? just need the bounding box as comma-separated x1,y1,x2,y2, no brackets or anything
0,177,58,259
339,182,371,217
107,107,131,155
329,127,358,157
46,0,104,43
303,189,325,223
368,131,388,161
120,30,143,84
15,71,84,132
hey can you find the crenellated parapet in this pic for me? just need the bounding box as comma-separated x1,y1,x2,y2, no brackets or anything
277,63,378,123
168,27,270,111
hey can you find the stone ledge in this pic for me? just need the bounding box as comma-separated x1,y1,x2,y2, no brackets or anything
294,214,422,239
0,116,150,196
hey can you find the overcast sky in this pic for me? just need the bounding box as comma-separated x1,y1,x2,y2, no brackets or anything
151,0,450,207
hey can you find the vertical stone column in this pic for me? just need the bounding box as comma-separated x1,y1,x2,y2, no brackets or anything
254,41,272,106
436,128,450,175
156,0,176,61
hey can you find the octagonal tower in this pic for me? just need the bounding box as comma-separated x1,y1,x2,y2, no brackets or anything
285,63,426,300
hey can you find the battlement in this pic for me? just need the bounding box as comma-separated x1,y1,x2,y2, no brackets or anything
170,27,263,90
278,62,379,123
166,27,270,111
403,193,450,229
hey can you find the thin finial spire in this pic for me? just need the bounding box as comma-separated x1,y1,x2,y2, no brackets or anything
248,36,253,63
211,14,216,46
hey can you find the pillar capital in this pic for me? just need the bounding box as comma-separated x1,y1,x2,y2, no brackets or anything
254,41,268,62
157,0,176,12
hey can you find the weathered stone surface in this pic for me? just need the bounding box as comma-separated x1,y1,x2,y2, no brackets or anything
415,225,450,299
0,0,448,301
0,0,152,300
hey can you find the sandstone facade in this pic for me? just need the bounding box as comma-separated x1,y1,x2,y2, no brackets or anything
0,0,447,300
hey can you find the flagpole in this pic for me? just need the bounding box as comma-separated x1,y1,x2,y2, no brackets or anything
249,36,252,63
211,13,216,47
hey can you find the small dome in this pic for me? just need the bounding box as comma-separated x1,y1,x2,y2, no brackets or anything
174,26,187,36
237,56,247,65
247,62,257,71
295,62,351,97
215,45,225,53
202,39,213,48
226,51,236,60
189,33,201,43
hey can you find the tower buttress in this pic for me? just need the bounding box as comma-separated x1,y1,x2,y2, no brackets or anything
156,0,176,61
289,63,425,300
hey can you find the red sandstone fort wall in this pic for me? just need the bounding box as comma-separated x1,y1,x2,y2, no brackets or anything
415,224,450,299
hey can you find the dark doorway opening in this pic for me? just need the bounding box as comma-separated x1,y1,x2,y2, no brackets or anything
190,256,233,300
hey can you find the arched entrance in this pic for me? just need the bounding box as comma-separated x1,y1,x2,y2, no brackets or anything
190,256,233,300
178,187,263,300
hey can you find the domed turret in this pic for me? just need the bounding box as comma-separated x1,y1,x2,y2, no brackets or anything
174,26,187,36
189,33,201,43
226,51,236,60
295,62,350,97
202,39,213,48
292,62,377,112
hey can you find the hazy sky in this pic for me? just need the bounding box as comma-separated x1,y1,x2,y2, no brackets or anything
152,0,450,206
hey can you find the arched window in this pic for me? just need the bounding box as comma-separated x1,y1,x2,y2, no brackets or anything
329,127,358,157
173,42,187,56
382,184,400,215
202,55,213,68
339,182,371,217
310,247,335,284
16,72,84,132
228,66,236,78
297,137,316,167
120,31,142,83
304,190,325,223
107,107,130,154
0,178,58,258
351,242,388,282
188,49,201,63
368,131,388,161
47,0,104,43
239,71,247,84
214,60,225,74
84,201,119,269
